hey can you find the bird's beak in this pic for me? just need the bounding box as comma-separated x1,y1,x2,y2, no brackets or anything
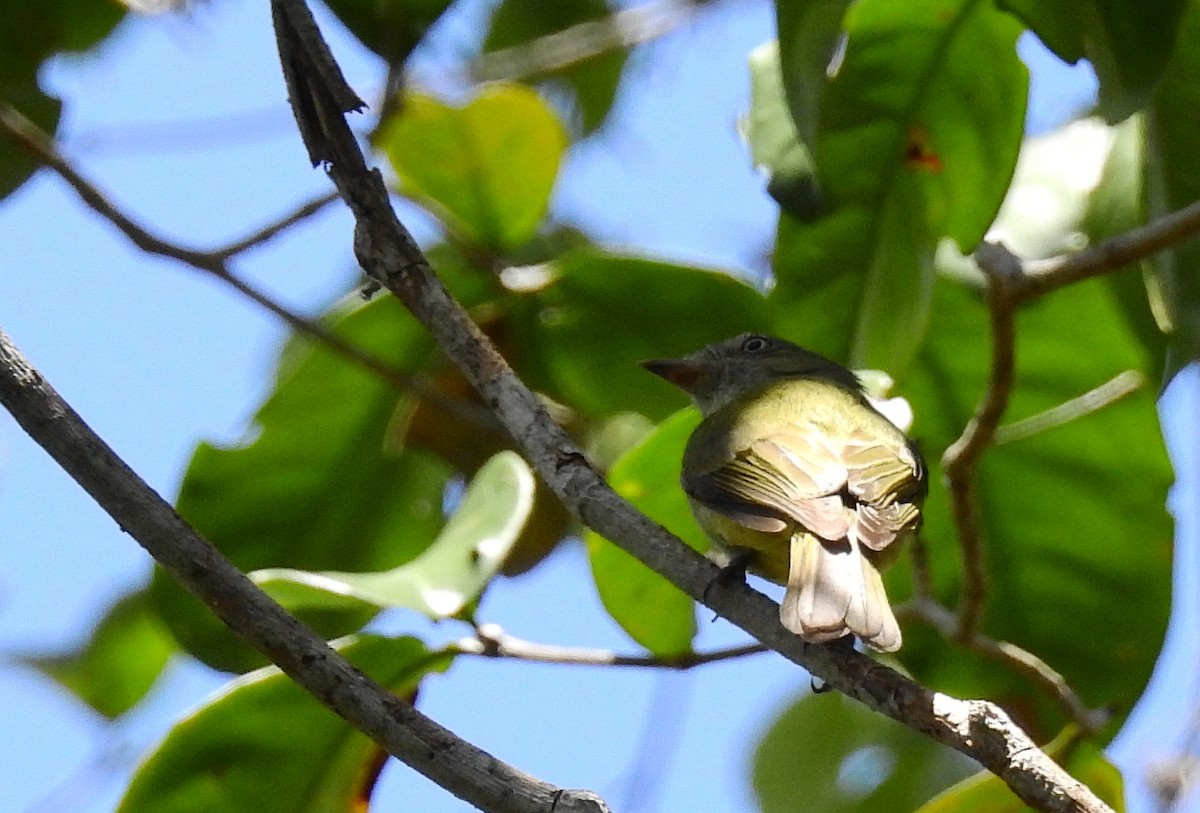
640,357,704,391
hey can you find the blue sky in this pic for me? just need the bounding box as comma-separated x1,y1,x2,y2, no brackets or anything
0,2,1196,812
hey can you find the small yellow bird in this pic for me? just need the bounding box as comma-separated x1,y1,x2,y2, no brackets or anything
642,334,926,651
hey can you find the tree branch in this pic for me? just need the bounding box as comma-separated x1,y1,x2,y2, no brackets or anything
899,598,1107,735
0,328,610,813
941,243,1023,638
211,190,340,259
995,370,1144,445
267,2,1114,811
0,103,496,432
933,205,1196,733
454,624,767,668
1019,197,1200,302
940,198,1198,640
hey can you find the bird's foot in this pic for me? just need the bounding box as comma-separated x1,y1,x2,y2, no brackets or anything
702,550,753,608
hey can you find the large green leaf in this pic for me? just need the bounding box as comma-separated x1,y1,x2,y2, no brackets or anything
769,0,1027,374
1000,0,1185,121
894,278,1172,738
376,84,568,253
585,409,707,655
481,0,626,135
515,249,772,420
1145,3,1200,381
24,589,175,719
251,451,534,617
155,296,453,672
117,636,452,813
915,729,1125,813
753,693,977,813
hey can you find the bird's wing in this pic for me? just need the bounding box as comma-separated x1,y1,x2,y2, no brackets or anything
684,427,851,540
841,429,924,550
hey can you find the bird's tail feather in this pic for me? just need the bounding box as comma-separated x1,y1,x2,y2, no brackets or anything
780,532,901,652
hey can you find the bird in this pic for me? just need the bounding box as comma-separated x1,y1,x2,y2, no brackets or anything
641,333,926,651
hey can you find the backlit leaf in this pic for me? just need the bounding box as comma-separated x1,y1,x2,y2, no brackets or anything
376,84,567,252
251,452,535,618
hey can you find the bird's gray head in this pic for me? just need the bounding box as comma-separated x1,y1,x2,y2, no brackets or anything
641,333,861,415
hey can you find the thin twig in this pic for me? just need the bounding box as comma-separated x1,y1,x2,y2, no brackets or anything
897,597,1107,735
900,531,1103,734
0,103,495,431
212,190,340,259
453,624,767,668
995,370,1145,445
941,203,1197,640
270,2,1116,810
0,328,609,813
0,104,222,270
942,243,1023,639
1020,197,1200,302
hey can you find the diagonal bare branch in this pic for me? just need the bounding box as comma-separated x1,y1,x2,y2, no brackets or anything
0,327,609,813
267,2,1115,811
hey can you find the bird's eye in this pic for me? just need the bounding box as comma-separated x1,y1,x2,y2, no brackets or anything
741,336,769,353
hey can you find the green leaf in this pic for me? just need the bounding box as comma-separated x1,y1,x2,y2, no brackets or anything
117,635,452,813
156,296,453,672
895,278,1172,738
376,84,568,252
321,0,452,65
1000,0,1185,121
745,41,823,220
25,589,175,719
769,0,1027,374
1145,4,1200,381
0,0,125,198
585,409,707,656
251,451,535,617
753,693,977,813
774,0,854,151
915,729,1125,813
0,0,124,65
516,249,772,420
482,0,626,135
